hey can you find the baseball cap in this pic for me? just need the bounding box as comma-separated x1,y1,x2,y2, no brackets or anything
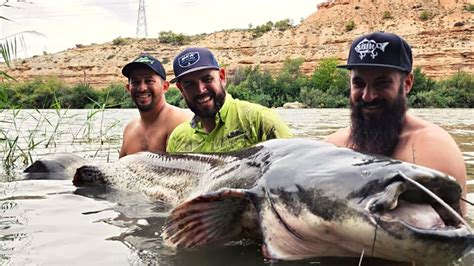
338,32,413,73
170,47,219,83
122,54,166,80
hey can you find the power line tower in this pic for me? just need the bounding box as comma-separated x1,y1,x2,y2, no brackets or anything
136,0,148,38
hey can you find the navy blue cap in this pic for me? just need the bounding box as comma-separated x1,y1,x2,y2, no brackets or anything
122,54,166,80
170,47,219,83
338,32,413,73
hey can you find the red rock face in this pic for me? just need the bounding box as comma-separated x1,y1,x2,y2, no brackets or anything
2,0,472,88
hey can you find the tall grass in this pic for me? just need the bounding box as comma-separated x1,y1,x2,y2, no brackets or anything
0,104,123,180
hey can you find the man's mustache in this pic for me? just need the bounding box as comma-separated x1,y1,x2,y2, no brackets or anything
356,99,387,109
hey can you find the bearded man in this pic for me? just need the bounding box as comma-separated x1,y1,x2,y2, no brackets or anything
166,47,292,153
326,32,467,215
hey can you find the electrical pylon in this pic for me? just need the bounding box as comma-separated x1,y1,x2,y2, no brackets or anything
136,0,148,38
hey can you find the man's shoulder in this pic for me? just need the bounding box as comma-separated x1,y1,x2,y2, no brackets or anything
227,97,266,111
162,104,191,120
123,117,141,132
229,99,277,120
325,127,350,147
406,115,453,143
162,105,192,127
169,121,193,138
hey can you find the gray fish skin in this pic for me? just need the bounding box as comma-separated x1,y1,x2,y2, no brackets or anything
23,153,87,180
70,138,473,264
73,150,262,204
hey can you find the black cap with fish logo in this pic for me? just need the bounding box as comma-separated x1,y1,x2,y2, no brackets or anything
338,32,413,73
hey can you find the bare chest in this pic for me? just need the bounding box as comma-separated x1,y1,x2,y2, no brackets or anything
128,129,168,153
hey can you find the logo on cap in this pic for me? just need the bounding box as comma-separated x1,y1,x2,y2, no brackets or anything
354,38,389,60
178,52,200,68
135,56,155,64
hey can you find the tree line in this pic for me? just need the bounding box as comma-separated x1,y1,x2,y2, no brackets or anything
0,58,472,109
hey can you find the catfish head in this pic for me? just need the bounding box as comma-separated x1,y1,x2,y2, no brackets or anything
253,139,473,264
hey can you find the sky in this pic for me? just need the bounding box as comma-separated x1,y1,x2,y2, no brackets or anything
0,0,324,58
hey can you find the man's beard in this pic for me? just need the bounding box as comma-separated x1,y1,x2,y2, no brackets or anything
185,83,226,119
348,86,407,156
133,91,158,112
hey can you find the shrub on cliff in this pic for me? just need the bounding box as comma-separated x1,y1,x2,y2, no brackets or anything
274,19,292,31
419,11,431,21
382,11,392,19
251,21,274,38
112,37,128,45
345,20,355,31
158,31,190,45
465,4,474,12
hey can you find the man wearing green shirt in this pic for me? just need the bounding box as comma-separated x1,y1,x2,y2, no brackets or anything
167,47,292,153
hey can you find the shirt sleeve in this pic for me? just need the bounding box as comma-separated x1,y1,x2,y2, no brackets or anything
259,109,293,140
166,128,179,153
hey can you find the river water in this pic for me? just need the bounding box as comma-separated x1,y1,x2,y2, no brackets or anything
0,108,473,266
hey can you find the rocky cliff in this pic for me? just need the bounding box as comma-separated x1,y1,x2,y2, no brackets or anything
3,0,473,88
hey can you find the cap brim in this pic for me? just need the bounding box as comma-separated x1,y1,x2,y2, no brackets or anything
122,62,146,78
170,66,220,83
337,63,410,73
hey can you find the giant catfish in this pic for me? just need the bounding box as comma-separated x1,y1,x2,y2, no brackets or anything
57,139,472,264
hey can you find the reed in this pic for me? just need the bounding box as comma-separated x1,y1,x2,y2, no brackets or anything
0,104,122,179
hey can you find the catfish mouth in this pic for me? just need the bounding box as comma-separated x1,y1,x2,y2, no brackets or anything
72,165,104,187
364,174,471,237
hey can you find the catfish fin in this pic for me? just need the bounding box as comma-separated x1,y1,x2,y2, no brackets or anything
162,188,255,248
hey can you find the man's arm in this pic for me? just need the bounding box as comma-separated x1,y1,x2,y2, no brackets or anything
119,121,135,158
259,109,293,140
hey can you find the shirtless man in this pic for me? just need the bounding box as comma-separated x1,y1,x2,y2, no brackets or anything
326,32,467,215
119,54,191,157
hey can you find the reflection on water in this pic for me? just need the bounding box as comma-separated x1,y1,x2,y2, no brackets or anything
0,108,473,265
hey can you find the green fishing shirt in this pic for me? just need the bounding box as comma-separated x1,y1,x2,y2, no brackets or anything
166,94,292,153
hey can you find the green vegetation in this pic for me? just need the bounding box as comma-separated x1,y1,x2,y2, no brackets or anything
112,37,128,45
227,58,473,108
227,58,349,108
419,11,431,21
0,78,134,109
409,71,474,108
0,60,472,109
158,31,191,45
165,88,187,108
274,19,292,31
382,11,392,19
345,20,356,32
251,19,294,38
252,21,274,38
0,104,122,175
465,4,474,12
